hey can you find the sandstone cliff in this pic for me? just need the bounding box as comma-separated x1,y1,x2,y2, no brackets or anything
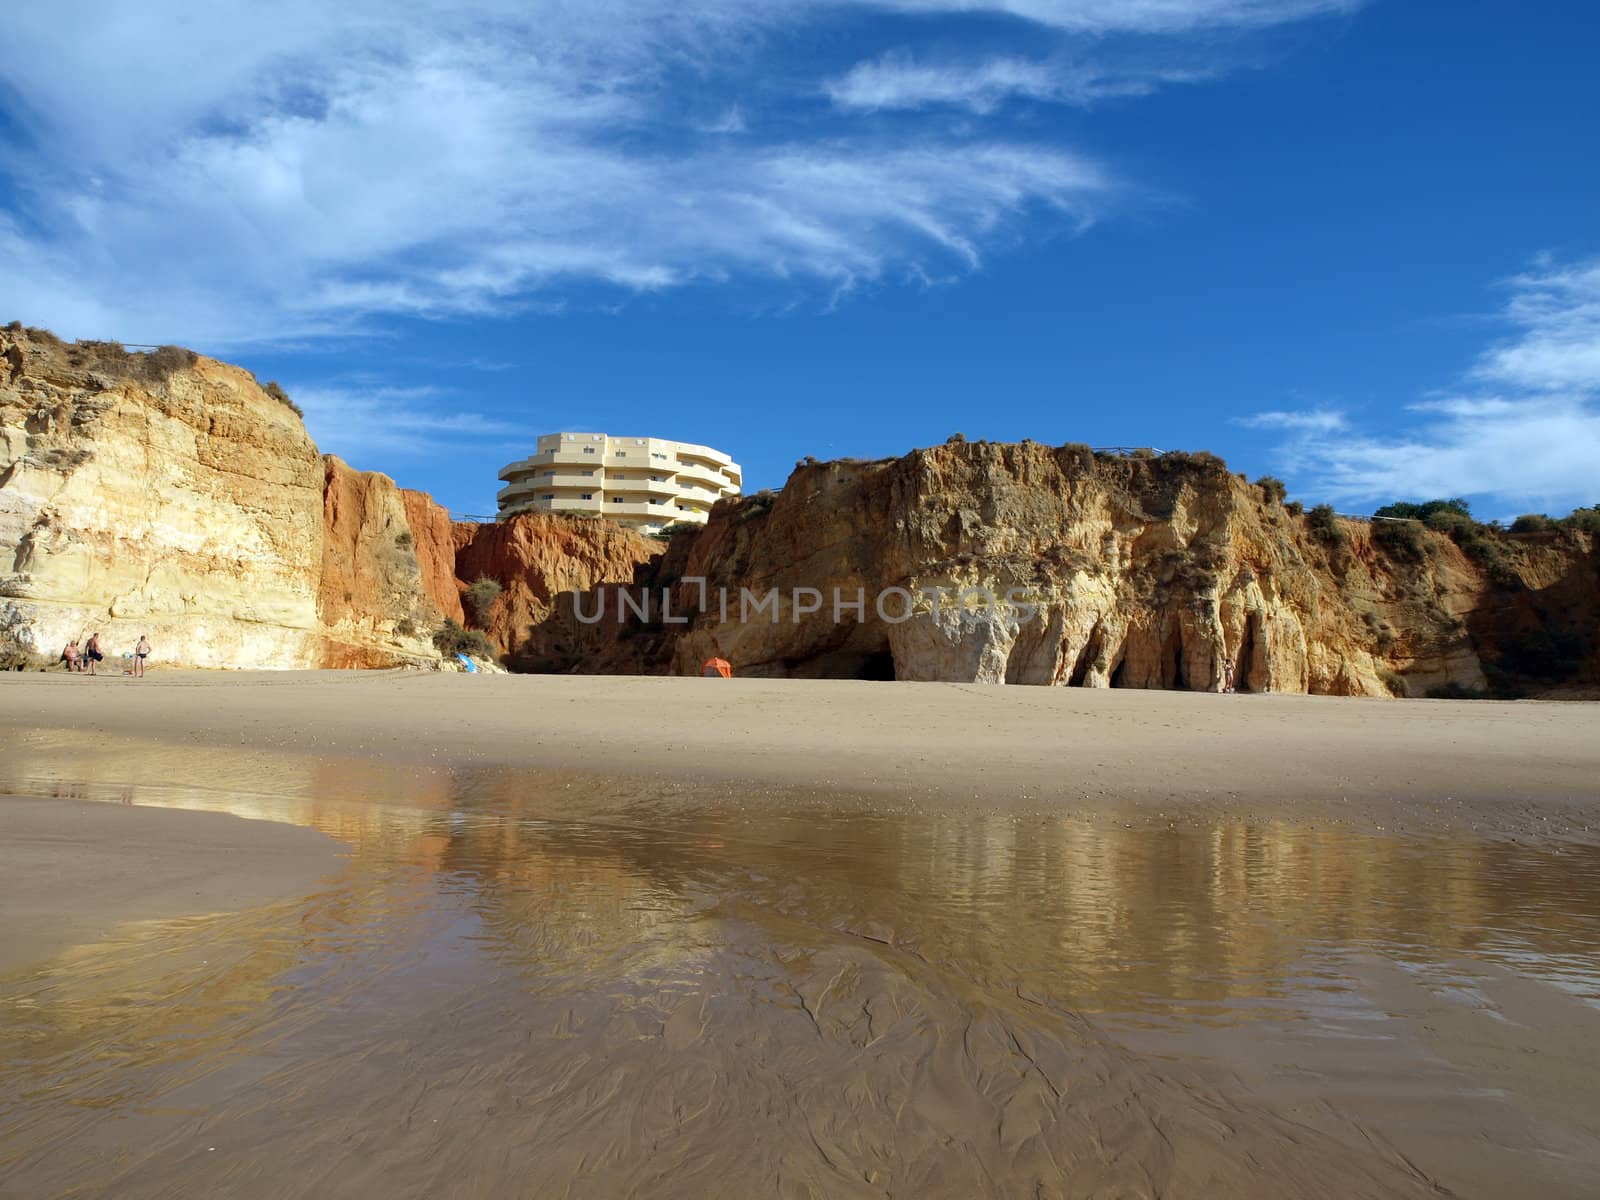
511,443,1597,697
1,327,463,670
2,327,329,668
5,324,1593,693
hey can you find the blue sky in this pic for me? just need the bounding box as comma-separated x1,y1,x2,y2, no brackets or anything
2,0,1596,518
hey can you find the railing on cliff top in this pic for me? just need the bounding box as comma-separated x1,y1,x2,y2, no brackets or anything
451,512,496,524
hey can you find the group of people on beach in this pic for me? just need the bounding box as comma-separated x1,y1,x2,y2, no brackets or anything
59,633,151,677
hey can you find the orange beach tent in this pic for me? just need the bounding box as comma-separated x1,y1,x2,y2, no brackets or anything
700,657,732,679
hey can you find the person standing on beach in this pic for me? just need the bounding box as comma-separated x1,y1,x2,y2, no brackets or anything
83,632,104,675
133,635,150,678
1222,656,1236,694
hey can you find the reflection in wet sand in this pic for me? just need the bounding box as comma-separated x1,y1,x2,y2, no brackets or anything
2,731,1599,1198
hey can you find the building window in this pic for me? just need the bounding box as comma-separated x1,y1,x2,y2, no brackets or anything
650,499,663,505
582,470,595,477
583,446,596,454
543,470,555,477
611,497,624,504
615,451,628,458
542,494,555,501
580,493,593,500
652,452,667,460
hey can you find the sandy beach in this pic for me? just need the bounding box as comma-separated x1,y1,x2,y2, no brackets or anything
0,794,343,974
3,669,1598,838
3,671,1599,1199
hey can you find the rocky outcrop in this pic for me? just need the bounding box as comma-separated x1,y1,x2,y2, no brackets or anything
2,327,328,668
5,324,1593,691
452,513,663,667
403,488,464,625
0,327,468,670
316,457,451,668
517,443,1598,696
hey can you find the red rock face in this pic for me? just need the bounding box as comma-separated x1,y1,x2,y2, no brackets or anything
402,489,464,624
452,514,663,661
316,457,446,667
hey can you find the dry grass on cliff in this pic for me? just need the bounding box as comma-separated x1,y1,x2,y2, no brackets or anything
6,322,306,418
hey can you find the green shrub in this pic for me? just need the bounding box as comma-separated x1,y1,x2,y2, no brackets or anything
433,619,497,660
734,489,776,523
394,617,418,638
1159,449,1228,472
659,521,700,538
1510,513,1553,533
1285,500,1304,517
395,530,413,548
464,576,503,624
1372,519,1428,563
1307,503,1347,548
1423,509,1476,539
1375,498,1471,521
1255,475,1287,504
1561,505,1600,534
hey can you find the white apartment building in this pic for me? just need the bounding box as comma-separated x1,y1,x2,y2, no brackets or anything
497,433,743,533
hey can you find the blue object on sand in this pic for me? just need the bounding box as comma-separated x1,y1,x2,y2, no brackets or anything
457,653,478,673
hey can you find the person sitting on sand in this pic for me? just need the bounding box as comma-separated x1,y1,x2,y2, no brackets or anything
133,635,151,678
83,632,104,675
61,640,80,672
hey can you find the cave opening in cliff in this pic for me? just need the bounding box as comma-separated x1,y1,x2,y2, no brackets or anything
857,650,897,681
1235,612,1262,692
794,649,897,681
1161,623,1187,690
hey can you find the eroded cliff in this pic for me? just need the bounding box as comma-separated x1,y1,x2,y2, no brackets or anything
2,327,329,668
512,442,1597,697
2,327,461,669
453,514,664,664
5,325,1593,691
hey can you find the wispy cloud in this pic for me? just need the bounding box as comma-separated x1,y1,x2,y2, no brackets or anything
0,0,1360,346
296,385,529,463
1470,257,1600,393
1235,409,1347,433
825,54,1211,113
867,0,1364,34
1243,256,1600,515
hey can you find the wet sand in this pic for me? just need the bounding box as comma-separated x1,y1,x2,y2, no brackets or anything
0,794,343,973
3,669,1598,840
2,674,1599,1198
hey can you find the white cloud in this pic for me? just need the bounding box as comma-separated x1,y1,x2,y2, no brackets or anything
1244,257,1600,515
825,54,1210,113
1471,258,1600,393
1234,409,1347,433
0,0,1359,346
296,385,529,463
865,0,1362,33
